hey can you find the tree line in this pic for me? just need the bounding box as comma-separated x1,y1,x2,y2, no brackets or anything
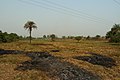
1,21,120,43
0,30,22,43
41,24,120,43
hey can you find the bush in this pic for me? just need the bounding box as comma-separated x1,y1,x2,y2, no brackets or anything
75,36,82,42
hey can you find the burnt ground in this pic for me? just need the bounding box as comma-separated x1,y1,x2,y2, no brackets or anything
15,52,101,80
0,49,117,79
74,52,116,68
0,49,23,55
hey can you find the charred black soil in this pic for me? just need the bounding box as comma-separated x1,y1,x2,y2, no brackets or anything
74,52,116,68
16,52,101,80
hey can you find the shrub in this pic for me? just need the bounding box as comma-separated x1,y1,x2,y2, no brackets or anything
75,36,82,42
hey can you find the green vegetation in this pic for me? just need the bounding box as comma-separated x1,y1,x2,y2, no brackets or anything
75,36,82,42
95,35,101,39
62,36,66,39
43,35,47,39
106,24,120,43
0,31,21,43
50,34,56,41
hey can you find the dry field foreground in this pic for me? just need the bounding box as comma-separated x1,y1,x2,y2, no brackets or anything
0,39,120,80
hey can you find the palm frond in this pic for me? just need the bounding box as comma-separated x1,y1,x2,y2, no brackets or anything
24,21,37,29
32,25,37,28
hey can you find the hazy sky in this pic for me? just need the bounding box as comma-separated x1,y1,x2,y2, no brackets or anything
0,0,120,37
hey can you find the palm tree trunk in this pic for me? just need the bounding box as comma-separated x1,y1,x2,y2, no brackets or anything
29,30,32,44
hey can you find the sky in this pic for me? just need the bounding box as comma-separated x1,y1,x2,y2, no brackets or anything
0,0,120,37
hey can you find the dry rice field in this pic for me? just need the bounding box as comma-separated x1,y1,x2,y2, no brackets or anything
0,39,120,80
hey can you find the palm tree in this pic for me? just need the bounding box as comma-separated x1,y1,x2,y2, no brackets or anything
24,21,37,44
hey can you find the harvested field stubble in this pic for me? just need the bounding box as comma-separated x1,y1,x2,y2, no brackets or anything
0,40,120,80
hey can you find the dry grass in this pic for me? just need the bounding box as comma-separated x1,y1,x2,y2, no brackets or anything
0,39,120,80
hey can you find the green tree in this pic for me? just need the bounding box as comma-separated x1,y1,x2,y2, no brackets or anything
62,36,66,39
95,35,101,39
106,24,120,43
47,35,50,39
0,31,20,43
1,32,8,42
96,35,100,38
68,36,74,39
24,21,37,44
0,33,3,43
0,30,2,33
43,35,47,39
75,36,82,42
50,34,56,41
9,33,19,41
